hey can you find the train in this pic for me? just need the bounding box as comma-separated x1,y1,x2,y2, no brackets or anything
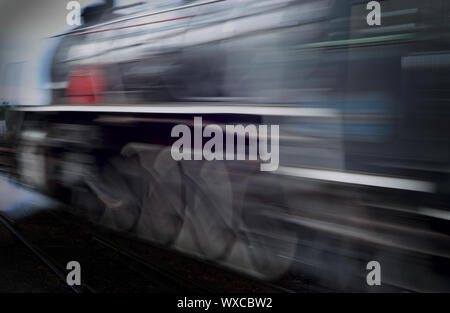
4,0,450,291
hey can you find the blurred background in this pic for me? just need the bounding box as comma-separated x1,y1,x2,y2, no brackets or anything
1,0,450,292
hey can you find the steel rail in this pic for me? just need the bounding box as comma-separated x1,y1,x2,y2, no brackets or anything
94,227,297,293
91,235,213,293
0,214,90,293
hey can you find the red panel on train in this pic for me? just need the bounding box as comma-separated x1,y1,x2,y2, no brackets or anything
66,66,106,104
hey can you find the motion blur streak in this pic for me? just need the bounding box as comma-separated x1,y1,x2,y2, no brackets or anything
1,0,450,292
275,166,436,193
16,105,338,117
70,14,197,36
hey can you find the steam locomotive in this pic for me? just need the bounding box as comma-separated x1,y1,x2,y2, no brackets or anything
12,0,450,291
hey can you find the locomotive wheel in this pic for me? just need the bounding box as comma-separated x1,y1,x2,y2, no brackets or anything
132,146,185,246
240,210,296,279
230,174,297,280
93,157,142,232
180,160,235,261
70,184,105,224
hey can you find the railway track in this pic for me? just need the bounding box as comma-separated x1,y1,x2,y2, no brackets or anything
0,211,214,292
0,214,89,293
0,205,292,293
52,207,297,293
90,227,297,294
